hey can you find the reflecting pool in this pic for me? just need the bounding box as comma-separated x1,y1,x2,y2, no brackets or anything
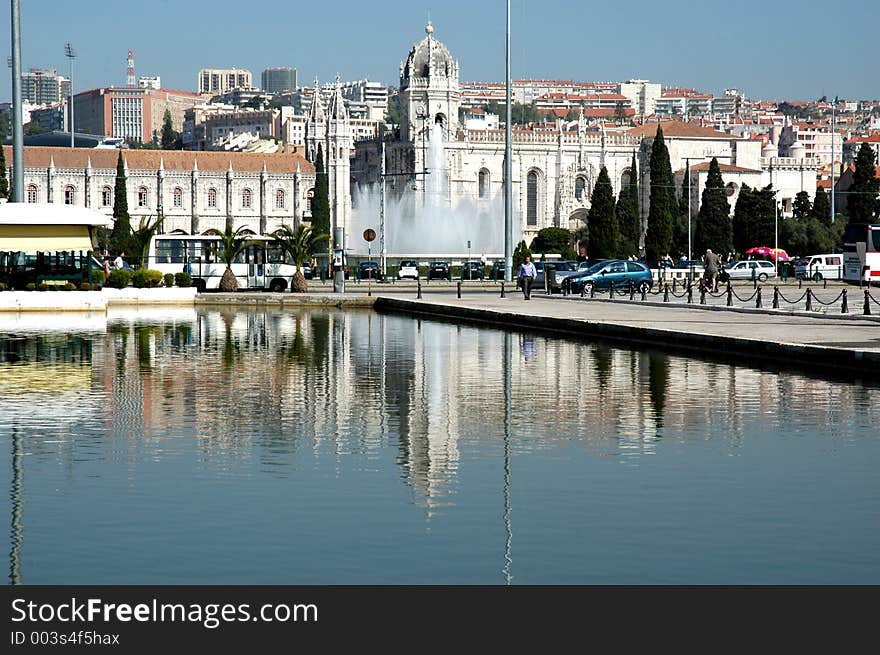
2,307,879,584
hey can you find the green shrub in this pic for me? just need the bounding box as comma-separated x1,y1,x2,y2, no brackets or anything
0,282,6,291
63,282,76,291
106,269,131,289
175,271,192,288
25,282,35,291
146,269,163,288
37,282,47,291
91,269,107,286
80,282,91,291
163,273,175,288
131,269,149,288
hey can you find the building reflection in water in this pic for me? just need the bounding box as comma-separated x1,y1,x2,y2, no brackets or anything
4,306,880,582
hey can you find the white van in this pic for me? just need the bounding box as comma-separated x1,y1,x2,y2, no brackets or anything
794,254,843,281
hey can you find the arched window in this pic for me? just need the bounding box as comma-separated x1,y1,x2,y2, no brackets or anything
275,189,285,209
26,184,38,204
621,170,632,189
575,177,587,201
101,186,112,207
137,187,148,208
207,187,217,208
63,185,75,205
173,187,183,208
527,171,539,226
241,188,253,209
306,188,315,211
478,169,490,199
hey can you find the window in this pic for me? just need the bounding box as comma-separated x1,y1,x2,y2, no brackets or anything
478,169,489,198
102,186,112,207
242,188,253,209
137,187,148,208
827,256,841,266
575,177,587,201
275,189,285,209
26,184,37,204
527,171,538,226
207,187,217,208
63,185,75,205
306,188,315,211
173,187,183,208
626,262,644,272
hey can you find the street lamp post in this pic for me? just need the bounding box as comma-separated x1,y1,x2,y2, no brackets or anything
10,0,25,200
65,43,76,148
504,0,513,282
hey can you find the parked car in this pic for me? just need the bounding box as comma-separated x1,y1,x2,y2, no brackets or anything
428,261,452,281
358,260,384,281
724,259,776,282
491,261,507,280
674,259,703,270
461,261,485,280
397,259,419,280
567,260,653,295
794,253,844,281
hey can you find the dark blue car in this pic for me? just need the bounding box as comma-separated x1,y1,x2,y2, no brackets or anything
566,260,653,295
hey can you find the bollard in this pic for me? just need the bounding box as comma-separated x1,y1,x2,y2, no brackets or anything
580,284,585,298
727,282,733,307
805,288,813,312
609,281,614,300
629,281,635,301
457,281,461,299
865,290,872,316
798,278,802,290
590,284,596,299
663,284,669,303
756,287,762,308
841,289,848,314
823,277,827,290
687,281,693,304
773,286,779,309
672,278,677,294
700,287,706,305
417,281,422,299
500,282,506,298
641,286,647,302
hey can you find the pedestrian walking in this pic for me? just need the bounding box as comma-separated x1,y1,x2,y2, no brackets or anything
703,249,722,292
518,255,537,300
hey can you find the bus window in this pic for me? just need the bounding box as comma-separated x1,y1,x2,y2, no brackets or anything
872,228,880,251
156,239,185,264
266,243,285,264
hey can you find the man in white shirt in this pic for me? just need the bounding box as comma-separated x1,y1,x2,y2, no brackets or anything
518,255,537,300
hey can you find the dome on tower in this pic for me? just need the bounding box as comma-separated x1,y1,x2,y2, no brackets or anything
401,22,458,84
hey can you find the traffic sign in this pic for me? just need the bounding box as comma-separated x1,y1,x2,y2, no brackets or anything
363,229,376,242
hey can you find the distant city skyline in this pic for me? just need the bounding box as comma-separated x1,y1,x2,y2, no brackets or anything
2,0,877,102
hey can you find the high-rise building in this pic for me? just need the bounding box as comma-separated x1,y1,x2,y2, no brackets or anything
138,76,161,90
261,67,297,94
198,68,253,95
21,68,71,105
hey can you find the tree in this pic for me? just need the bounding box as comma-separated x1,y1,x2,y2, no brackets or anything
733,184,775,252
244,96,265,110
530,227,572,255
512,239,531,269
0,113,10,143
0,144,8,200
110,151,132,255
616,153,640,258
812,186,831,225
694,158,732,254
587,166,618,259
129,215,165,268
672,163,691,257
614,101,628,125
160,109,178,150
204,225,252,292
272,224,329,292
792,191,812,219
644,126,675,262
847,142,879,223
311,145,330,247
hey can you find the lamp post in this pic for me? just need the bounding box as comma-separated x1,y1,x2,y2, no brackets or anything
65,43,76,148
503,0,513,282
10,0,25,200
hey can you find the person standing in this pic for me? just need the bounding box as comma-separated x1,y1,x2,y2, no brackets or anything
518,255,537,300
704,249,721,292
576,241,588,263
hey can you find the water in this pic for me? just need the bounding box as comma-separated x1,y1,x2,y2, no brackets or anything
2,307,879,584
350,123,521,256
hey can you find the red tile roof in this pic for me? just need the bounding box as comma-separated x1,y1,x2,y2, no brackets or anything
627,121,737,139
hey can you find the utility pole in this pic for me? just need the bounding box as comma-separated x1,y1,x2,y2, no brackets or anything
65,43,76,148
379,137,386,273
10,0,25,200
830,97,837,224
504,0,513,281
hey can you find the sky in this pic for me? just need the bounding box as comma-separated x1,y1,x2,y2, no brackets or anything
1,0,877,102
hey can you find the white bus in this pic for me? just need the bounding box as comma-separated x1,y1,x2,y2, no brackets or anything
843,223,880,285
148,233,301,292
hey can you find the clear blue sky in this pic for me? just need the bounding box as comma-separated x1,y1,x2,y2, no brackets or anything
2,0,877,101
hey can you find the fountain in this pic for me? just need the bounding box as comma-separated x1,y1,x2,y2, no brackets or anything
350,124,520,257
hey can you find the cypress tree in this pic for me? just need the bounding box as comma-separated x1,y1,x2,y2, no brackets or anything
160,109,177,150
587,166,618,259
792,190,812,219
812,187,831,226
847,142,879,223
311,145,330,250
0,145,8,200
616,152,640,258
732,184,754,254
694,158,732,254
644,126,675,262
109,151,131,254
672,162,691,257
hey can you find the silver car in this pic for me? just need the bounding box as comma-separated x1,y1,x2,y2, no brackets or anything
725,260,776,282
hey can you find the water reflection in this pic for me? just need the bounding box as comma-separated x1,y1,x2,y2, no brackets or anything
2,307,879,583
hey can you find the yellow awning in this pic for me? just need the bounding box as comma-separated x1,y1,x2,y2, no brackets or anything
0,225,94,252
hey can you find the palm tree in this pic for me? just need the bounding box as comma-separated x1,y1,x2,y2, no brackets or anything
128,214,165,268
271,223,329,293
204,225,252,292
